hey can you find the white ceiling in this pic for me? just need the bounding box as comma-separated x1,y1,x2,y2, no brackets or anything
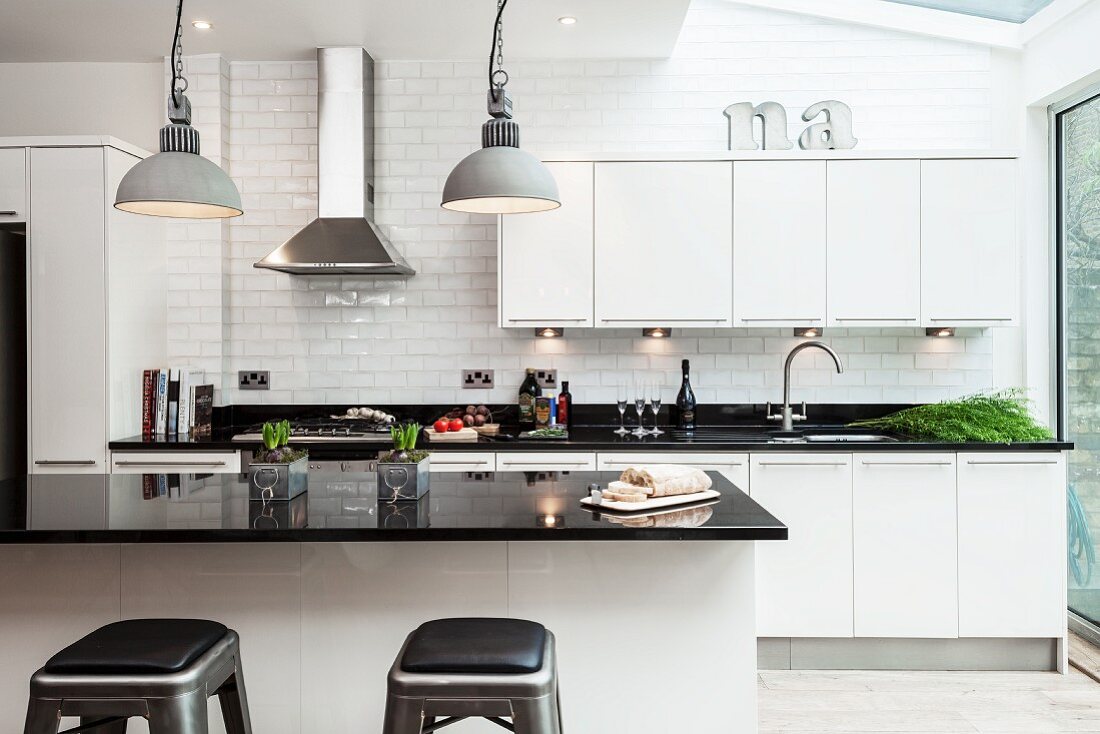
0,0,691,63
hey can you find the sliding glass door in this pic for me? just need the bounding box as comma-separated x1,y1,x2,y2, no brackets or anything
1060,90,1100,626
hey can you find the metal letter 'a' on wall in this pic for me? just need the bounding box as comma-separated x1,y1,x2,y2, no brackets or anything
799,101,858,150
724,101,794,151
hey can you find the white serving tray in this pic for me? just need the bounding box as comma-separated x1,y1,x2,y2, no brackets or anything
580,489,721,513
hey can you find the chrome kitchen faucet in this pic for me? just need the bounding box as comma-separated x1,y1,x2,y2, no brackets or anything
766,340,845,432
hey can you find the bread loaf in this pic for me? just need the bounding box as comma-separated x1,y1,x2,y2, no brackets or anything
608,480,654,496
618,465,712,497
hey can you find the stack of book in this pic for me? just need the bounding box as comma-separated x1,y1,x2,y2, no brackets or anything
141,369,214,439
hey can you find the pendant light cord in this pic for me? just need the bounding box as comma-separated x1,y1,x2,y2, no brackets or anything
488,0,508,93
170,0,186,107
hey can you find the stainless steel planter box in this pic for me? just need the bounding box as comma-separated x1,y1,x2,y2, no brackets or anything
376,456,430,501
249,455,309,500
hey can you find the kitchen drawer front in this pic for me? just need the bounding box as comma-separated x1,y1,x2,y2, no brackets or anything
0,148,27,222
428,452,496,473
597,452,749,490
496,452,597,472
111,451,242,474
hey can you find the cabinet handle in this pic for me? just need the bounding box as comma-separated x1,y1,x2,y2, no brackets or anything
758,461,847,467
966,459,1059,465
602,461,744,467
861,460,952,466
499,461,590,467
0,210,18,216
507,318,588,322
927,318,1011,322
35,460,96,466
115,460,227,467
739,318,821,323
598,319,727,323
834,318,917,322
433,460,490,465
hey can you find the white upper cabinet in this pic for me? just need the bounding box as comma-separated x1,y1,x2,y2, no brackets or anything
752,453,854,638
0,147,27,222
827,160,921,326
921,158,1017,326
853,454,958,638
499,162,594,327
733,161,827,327
957,453,1066,638
594,161,732,327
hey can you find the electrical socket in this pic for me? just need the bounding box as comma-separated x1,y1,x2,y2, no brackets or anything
462,369,494,389
239,370,270,390
535,369,557,390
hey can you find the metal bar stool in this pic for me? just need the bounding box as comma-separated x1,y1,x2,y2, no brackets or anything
23,619,252,734
383,618,562,734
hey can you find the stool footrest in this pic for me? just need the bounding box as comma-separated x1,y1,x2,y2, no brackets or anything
486,715,516,732
59,716,128,734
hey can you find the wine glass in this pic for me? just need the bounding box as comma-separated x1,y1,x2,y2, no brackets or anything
650,383,663,435
614,382,629,435
633,384,648,437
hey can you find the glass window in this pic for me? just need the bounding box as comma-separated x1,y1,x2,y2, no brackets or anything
1061,92,1100,626
882,0,1054,23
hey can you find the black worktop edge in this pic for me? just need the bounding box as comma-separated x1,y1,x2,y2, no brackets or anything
108,436,1073,453
0,526,789,544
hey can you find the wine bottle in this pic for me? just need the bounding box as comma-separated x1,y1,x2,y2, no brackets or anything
676,359,696,430
518,368,540,426
557,380,572,429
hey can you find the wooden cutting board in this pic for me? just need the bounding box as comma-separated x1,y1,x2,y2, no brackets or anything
425,427,479,443
580,489,720,513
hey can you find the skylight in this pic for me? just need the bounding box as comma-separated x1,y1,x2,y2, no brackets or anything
882,0,1055,23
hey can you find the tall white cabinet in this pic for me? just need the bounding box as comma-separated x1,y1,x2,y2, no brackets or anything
13,140,167,473
0,148,27,222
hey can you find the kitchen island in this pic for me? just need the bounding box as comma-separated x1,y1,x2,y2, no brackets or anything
0,470,782,734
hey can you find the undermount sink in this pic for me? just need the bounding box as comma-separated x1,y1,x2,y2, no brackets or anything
667,428,897,443
798,433,897,443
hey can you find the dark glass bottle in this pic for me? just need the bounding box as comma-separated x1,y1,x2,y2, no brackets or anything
557,381,572,429
676,359,696,430
518,368,541,426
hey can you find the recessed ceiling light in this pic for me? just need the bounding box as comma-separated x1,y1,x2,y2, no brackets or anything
191,20,213,30
557,16,577,25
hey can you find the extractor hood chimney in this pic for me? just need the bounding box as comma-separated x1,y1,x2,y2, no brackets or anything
255,47,414,276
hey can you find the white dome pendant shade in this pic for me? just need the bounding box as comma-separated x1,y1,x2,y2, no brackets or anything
115,108,242,219
441,0,558,215
113,0,242,219
441,125,560,214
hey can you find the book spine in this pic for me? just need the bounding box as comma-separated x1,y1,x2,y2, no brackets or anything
141,370,154,439
156,371,168,436
178,370,191,435
167,369,180,436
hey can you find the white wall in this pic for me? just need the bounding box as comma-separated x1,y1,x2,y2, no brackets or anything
160,0,1014,407
0,62,162,152
1022,0,1100,106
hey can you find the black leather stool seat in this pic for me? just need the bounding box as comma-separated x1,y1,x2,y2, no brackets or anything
43,619,229,675
401,618,547,675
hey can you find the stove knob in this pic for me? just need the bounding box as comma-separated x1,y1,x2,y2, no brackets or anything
344,427,351,436
331,427,338,436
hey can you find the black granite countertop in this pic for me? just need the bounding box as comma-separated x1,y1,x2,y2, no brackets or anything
109,426,1072,454
0,471,786,543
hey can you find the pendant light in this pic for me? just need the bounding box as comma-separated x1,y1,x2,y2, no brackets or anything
441,0,560,214
114,0,242,219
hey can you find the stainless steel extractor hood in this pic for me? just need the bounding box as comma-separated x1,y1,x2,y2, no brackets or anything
255,47,414,276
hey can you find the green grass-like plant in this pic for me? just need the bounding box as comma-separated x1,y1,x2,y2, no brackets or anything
848,389,1054,443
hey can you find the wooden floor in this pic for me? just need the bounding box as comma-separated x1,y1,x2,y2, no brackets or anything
758,669,1100,733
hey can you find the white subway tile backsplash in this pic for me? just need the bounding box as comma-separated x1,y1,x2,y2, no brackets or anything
166,0,997,406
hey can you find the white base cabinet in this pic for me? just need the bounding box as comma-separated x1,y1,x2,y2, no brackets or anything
853,453,958,638
751,454,854,638
957,453,1066,638
0,147,26,222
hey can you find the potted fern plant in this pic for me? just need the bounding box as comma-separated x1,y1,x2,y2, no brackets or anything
249,419,308,500
377,422,430,501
